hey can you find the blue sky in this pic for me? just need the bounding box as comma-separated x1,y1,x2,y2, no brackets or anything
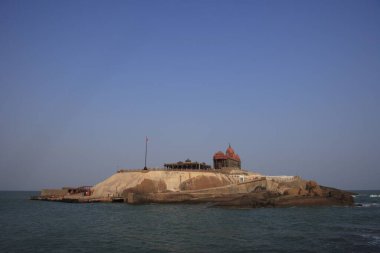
0,0,379,190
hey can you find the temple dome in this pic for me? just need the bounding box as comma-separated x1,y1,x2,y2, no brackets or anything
213,151,225,159
226,145,235,156
233,154,240,161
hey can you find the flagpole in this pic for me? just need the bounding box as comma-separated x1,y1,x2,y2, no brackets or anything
144,136,148,170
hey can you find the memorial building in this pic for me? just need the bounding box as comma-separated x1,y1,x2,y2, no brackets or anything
163,145,241,170
213,144,241,170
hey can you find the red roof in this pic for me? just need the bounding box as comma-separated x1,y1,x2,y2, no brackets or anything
213,151,227,159
213,145,240,161
226,145,235,156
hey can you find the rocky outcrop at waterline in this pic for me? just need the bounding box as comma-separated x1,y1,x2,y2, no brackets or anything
31,169,354,208
122,178,354,207
211,186,354,208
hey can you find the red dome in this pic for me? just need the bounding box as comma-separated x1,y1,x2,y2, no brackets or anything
234,154,240,160
214,151,224,156
214,145,241,161
213,151,226,159
226,145,235,156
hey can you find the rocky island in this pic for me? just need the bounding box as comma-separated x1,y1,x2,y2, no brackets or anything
32,145,354,208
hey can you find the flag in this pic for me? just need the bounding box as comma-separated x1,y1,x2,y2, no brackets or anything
146,136,148,142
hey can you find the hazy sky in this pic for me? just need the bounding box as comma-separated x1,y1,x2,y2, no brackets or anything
1,0,379,190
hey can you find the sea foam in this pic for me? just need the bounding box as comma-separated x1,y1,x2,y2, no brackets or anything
358,203,380,208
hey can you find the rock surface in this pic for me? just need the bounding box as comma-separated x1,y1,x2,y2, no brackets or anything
91,170,234,197
212,186,354,208
33,170,355,208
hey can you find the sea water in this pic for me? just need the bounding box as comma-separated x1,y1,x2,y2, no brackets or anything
0,191,379,253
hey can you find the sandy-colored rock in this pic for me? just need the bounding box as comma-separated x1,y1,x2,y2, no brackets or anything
284,188,300,196
284,187,308,196
304,180,324,196
124,179,168,194
34,169,355,208
179,175,230,191
91,170,235,198
213,187,354,208
306,180,318,190
310,187,323,197
299,188,308,196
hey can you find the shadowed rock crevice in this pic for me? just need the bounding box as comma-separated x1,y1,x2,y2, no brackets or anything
124,179,168,194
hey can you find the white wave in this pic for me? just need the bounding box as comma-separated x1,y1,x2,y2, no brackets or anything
369,194,380,198
361,234,380,246
357,203,380,207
